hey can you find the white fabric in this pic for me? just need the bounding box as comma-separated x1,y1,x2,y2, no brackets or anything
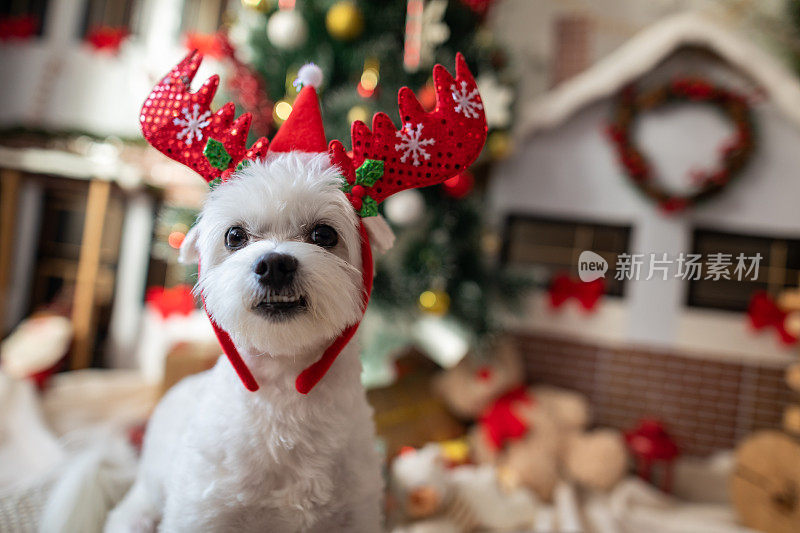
583,478,755,533
0,372,63,490
0,371,145,532
134,308,216,384
0,316,72,377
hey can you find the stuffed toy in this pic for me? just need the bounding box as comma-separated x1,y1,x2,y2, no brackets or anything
106,51,486,532
434,339,628,501
390,445,537,532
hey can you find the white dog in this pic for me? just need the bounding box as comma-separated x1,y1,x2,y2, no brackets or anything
107,50,485,532
106,153,384,532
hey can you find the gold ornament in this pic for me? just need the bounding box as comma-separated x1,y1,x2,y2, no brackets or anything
786,311,800,340
272,99,293,125
419,289,450,315
481,232,501,255
786,362,800,392
487,131,512,160
241,0,272,12
347,105,369,124
326,1,364,41
439,438,470,465
784,404,800,435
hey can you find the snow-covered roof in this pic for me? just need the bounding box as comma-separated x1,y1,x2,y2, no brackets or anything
517,11,800,137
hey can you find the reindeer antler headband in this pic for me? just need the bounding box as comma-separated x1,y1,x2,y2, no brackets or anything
141,51,487,393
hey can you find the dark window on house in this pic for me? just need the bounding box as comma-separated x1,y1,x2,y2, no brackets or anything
500,214,631,296
80,0,139,36
1,0,49,36
180,0,227,34
687,229,800,312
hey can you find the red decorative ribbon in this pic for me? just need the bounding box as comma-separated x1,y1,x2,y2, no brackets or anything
747,291,798,345
548,273,604,311
479,386,533,451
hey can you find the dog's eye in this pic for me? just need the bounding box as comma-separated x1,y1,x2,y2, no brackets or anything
310,224,338,248
225,226,248,250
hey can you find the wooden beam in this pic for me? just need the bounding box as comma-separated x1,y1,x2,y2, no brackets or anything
70,178,111,369
0,169,21,336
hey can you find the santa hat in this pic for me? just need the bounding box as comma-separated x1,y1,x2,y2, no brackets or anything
269,64,327,154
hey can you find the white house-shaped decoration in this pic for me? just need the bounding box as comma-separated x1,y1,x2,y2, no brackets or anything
490,12,800,364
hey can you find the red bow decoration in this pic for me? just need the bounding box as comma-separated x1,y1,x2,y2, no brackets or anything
85,26,129,54
747,291,798,345
145,285,197,319
548,273,605,311
479,386,533,451
624,418,679,492
0,15,38,41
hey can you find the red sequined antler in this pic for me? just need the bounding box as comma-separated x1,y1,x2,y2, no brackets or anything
140,50,269,185
328,53,487,216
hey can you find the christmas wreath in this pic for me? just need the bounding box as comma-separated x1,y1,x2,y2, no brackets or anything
606,79,756,213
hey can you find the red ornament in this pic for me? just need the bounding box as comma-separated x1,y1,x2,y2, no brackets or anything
145,285,197,319
0,15,38,41
207,33,274,138
459,0,496,16
747,291,798,345
625,419,679,493
442,170,474,198
418,83,437,112
548,273,604,311
480,386,533,451
357,81,375,98
183,32,224,59
85,26,129,54
476,366,492,381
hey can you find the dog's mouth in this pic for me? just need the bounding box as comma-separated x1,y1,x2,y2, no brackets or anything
252,292,307,320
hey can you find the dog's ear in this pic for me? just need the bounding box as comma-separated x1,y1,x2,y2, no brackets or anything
179,225,201,264
363,215,395,255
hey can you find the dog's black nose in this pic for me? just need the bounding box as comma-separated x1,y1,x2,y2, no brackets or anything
253,253,298,288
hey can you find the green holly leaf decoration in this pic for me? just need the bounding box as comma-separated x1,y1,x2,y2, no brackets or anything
355,159,384,187
359,195,379,218
236,160,251,172
208,177,222,190
204,139,232,171
339,175,353,193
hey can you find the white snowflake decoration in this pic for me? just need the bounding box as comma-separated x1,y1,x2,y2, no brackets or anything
404,0,450,73
476,74,513,128
451,81,483,119
395,123,435,166
173,103,211,146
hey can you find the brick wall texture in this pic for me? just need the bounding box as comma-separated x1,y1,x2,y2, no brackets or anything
511,331,793,456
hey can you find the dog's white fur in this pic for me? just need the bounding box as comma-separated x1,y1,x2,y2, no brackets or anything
106,153,384,532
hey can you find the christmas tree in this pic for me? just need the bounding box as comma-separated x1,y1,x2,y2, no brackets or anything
228,0,526,378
